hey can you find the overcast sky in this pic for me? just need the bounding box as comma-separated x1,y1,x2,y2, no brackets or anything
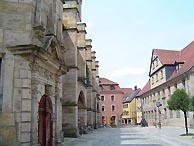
82,0,194,89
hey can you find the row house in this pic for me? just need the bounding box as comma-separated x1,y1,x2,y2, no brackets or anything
99,78,130,127
122,87,140,125
0,0,100,145
136,41,194,128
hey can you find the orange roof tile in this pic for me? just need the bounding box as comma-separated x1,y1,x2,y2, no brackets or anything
140,40,194,96
154,49,180,64
121,88,133,95
137,81,150,96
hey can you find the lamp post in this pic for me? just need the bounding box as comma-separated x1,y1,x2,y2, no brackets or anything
154,107,157,128
156,101,162,128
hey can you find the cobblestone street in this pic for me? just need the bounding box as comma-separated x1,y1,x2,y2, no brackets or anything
62,126,194,146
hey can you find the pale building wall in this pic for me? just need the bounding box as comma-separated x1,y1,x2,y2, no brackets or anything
138,69,194,128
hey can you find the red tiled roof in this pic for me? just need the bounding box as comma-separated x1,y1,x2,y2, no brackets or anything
154,49,180,64
140,40,194,96
99,77,118,85
178,41,194,74
137,81,150,96
121,88,133,95
162,41,194,80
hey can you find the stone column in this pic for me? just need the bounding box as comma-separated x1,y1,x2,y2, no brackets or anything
31,63,39,145
87,87,93,127
62,0,80,137
54,76,62,145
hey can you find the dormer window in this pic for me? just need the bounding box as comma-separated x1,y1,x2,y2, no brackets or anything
110,85,115,90
176,64,179,71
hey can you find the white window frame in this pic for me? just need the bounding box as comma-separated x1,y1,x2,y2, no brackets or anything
101,105,105,112
101,95,105,101
111,104,116,112
110,94,115,101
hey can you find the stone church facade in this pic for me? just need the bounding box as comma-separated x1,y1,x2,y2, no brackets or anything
0,0,100,145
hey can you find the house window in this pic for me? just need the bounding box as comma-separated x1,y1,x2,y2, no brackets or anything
161,70,163,78
164,108,167,119
176,110,180,118
182,80,186,89
110,85,115,90
101,96,105,101
101,106,105,111
156,59,158,67
174,84,177,89
102,116,106,123
112,105,115,111
156,73,158,82
168,86,171,96
152,76,154,84
111,95,115,101
152,62,155,69
126,111,129,115
169,110,173,118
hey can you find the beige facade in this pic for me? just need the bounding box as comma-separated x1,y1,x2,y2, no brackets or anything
137,47,194,128
0,0,100,145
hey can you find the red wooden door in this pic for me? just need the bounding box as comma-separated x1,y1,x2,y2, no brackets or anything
38,94,53,146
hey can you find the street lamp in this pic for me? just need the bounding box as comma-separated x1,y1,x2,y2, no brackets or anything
156,101,162,128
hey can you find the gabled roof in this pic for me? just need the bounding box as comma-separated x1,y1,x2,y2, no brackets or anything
154,49,180,64
140,40,194,96
121,88,133,95
136,81,150,96
99,78,118,85
123,88,141,103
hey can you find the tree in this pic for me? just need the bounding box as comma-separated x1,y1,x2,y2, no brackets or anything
167,89,190,134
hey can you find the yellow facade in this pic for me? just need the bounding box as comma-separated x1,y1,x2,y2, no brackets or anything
122,98,137,125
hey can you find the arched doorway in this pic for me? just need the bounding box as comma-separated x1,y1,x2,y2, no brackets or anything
38,94,53,146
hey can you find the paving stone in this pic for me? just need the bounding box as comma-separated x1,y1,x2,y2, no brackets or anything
61,126,194,146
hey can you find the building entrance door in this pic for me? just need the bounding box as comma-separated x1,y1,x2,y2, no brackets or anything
38,94,53,146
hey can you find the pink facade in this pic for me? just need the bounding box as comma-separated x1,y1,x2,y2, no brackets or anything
99,78,129,127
